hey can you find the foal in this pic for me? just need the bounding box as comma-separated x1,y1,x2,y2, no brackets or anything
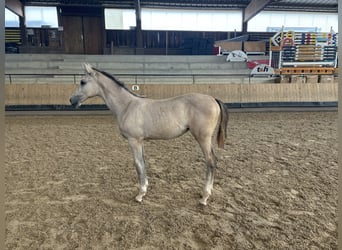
70,64,228,205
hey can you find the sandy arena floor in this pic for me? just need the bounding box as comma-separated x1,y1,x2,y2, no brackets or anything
5,111,337,249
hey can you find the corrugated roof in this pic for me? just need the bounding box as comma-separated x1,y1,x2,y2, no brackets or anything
18,0,338,12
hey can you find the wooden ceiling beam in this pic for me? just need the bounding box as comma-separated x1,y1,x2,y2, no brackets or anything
243,0,272,22
5,0,23,17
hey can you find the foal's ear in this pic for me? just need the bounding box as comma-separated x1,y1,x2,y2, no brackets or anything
83,63,95,75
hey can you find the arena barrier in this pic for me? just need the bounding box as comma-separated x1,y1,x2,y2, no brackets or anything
5,83,337,108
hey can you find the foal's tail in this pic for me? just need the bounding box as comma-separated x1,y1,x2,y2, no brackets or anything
215,99,229,149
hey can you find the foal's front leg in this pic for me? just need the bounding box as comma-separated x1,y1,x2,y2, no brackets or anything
128,138,148,202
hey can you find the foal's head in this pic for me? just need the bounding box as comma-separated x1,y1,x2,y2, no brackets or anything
70,63,101,108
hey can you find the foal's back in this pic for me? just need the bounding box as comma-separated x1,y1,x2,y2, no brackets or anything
120,93,220,140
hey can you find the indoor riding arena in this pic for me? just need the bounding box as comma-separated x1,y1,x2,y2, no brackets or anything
5,0,338,249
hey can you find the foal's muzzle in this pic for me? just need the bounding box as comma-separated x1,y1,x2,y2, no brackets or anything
70,96,81,108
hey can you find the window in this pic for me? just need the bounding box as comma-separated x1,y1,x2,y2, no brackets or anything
105,9,136,30
105,8,242,31
5,8,19,27
142,8,242,31
25,6,58,28
248,11,338,32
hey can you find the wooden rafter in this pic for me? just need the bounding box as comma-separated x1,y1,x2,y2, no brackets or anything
243,0,272,23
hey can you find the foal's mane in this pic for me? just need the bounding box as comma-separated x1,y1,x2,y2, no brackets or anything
93,67,142,97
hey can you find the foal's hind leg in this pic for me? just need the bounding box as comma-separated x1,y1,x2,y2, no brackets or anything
128,138,148,202
197,137,217,206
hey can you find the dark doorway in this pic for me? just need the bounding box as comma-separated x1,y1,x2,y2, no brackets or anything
60,6,104,54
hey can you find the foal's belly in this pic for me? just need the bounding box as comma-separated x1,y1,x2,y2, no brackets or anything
143,121,189,140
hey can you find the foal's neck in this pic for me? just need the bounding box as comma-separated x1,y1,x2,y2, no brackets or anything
98,76,137,118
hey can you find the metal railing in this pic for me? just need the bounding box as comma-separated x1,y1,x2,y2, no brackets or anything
5,72,259,85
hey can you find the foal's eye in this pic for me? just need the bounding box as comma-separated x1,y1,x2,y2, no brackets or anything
80,80,87,86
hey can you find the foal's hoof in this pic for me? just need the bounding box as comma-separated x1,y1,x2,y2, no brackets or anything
135,195,144,203
199,198,208,206
135,197,143,203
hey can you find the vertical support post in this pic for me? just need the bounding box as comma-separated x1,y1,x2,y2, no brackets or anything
19,15,26,46
0,1,5,249
242,20,248,34
269,38,272,67
165,31,168,55
135,0,143,50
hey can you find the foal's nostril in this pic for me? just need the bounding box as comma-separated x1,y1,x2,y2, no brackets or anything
70,97,76,106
